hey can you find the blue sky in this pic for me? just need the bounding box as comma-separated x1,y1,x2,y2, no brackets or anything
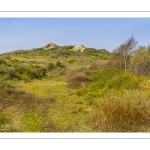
0,18,150,54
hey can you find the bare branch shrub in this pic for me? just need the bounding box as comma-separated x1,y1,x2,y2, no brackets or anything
112,36,138,71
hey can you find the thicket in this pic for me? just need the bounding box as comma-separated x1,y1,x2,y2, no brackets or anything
0,58,47,81
47,61,65,71
111,36,150,76
87,36,150,132
112,36,138,70
130,46,150,76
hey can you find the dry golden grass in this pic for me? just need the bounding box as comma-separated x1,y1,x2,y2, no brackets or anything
89,94,150,132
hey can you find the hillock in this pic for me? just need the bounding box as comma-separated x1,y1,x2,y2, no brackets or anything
0,40,150,132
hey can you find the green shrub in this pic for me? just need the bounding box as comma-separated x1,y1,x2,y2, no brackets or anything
47,63,55,71
56,61,63,68
7,69,19,79
89,68,122,82
90,80,106,91
75,89,87,96
35,68,47,77
23,68,41,80
106,73,141,90
0,67,6,75
67,58,76,64
15,66,26,75
130,47,150,76
9,59,20,65
88,68,123,92
0,59,6,65
62,45,74,50
5,65,47,81
89,68,142,91
0,113,10,132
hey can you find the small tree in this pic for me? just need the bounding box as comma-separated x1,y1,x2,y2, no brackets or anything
112,36,138,71
130,46,150,76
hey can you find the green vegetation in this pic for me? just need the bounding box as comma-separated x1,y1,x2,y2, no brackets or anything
0,39,150,132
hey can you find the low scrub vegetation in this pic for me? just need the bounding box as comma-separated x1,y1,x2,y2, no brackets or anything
67,57,77,64
0,37,150,132
67,73,91,88
89,95,150,132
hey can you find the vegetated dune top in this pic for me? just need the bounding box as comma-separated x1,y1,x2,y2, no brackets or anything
43,42,86,51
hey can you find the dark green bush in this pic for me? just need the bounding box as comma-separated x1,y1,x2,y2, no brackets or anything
35,68,47,78
56,61,64,68
15,66,25,74
0,59,6,65
6,65,47,81
7,69,18,79
47,63,55,71
62,45,74,50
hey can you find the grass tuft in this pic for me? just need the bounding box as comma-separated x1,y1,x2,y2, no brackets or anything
89,96,150,132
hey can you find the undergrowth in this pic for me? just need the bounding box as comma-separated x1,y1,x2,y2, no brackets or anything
89,94,150,132
0,46,150,132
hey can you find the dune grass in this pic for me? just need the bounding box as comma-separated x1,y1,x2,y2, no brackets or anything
0,46,150,132
89,90,150,132
5,66,150,132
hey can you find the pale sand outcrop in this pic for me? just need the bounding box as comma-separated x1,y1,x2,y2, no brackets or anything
43,43,59,50
72,44,86,52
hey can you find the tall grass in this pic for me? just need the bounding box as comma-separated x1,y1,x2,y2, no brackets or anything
89,94,150,132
